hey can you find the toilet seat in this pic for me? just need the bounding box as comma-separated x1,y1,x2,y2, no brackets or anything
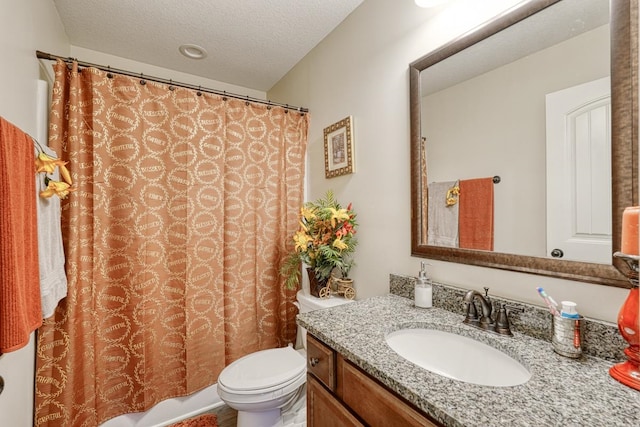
215,294,352,427
218,346,306,393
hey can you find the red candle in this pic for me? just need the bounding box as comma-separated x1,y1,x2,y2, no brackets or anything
621,206,640,255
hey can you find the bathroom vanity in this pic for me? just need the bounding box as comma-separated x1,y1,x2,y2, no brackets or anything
298,294,640,427
306,333,439,426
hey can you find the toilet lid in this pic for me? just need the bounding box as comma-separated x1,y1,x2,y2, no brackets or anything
218,346,306,392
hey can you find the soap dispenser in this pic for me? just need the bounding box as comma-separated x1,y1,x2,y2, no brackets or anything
414,262,432,308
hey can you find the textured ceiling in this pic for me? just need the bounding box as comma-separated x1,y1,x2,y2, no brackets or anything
53,0,364,91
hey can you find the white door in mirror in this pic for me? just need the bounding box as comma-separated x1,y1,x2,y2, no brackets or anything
546,77,612,264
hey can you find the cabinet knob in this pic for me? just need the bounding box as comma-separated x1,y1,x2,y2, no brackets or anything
309,357,319,367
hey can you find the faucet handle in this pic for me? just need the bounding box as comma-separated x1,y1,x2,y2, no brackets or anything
483,287,492,309
495,304,513,336
465,301,479,323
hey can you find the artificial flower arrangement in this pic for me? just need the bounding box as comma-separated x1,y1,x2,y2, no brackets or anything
281,190,358,290
35,150,75,199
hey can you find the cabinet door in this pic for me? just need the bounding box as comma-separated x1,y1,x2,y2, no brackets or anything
307,334,336,391
338,356,440,427
307,374,364,427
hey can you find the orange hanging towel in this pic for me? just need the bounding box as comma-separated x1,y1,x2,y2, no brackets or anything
458,177,494,251
0,116,42,353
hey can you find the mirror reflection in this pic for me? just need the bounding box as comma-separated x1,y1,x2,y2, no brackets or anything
410,0,636,288
421,0,610,263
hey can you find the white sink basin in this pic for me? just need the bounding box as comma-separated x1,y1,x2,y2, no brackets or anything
385,328,531,387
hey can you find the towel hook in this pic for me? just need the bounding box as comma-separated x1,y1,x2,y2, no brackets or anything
493,176,501,184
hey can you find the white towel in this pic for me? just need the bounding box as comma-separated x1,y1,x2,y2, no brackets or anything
427,180,459,247
36,146,68,319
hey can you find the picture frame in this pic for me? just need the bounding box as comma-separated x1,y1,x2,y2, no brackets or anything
324,116,355,178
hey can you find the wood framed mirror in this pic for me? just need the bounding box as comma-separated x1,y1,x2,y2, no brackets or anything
410,0,637,288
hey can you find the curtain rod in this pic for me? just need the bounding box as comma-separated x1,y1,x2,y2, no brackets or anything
36,50,309,114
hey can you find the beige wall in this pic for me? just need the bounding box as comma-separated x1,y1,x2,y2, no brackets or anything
268,0,629,322
0,0,69,130
0,1,69,424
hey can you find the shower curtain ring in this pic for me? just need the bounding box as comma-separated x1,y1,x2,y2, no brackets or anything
140,73,146,85
106,66,113,79
168,79,175,91
196,86,202,96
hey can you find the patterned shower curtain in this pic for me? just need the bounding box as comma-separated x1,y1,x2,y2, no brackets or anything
34,61,308,426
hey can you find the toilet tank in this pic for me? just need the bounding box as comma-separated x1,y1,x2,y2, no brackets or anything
295,290,353,350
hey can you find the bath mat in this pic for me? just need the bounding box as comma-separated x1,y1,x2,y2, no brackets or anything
169,413,218,427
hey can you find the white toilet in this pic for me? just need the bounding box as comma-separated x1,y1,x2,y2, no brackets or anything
217,290,352,427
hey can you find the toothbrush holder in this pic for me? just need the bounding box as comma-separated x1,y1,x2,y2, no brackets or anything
551,315,584,358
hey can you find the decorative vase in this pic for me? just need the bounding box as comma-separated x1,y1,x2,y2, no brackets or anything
610,252,640,391
609,284,640,390
307,268,329,298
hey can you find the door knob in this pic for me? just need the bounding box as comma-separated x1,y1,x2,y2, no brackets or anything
551,249,564,258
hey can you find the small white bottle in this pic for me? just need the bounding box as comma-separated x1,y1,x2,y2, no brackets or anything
560,301,580,319
414,262,432,308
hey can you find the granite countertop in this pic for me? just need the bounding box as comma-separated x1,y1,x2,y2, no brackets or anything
297,294,640,427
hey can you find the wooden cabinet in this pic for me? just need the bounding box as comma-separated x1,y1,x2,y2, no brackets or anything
307,334,336,391
338,356,438,427
306,334,442,427
307,374,364,427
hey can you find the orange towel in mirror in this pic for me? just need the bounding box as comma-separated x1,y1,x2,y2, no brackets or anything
459,177,494,251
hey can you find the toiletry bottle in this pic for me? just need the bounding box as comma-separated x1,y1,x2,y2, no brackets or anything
415,262,432,308
560,301,580,319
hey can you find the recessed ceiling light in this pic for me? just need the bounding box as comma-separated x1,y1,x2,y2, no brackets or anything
415,0,449,7
178,44,208,60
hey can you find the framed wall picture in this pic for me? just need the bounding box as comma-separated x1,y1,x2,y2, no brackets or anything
324,116,355,178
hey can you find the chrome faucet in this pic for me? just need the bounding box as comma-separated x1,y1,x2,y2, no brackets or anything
463,287,519,336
